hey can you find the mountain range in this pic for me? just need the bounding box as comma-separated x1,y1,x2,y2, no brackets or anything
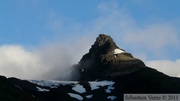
0,34,180,101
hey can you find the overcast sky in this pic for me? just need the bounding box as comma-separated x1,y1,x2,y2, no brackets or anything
0,0,180,79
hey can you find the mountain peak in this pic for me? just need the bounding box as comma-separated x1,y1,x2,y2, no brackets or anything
95,34,117,49
74,34,145,81
89,34,125,56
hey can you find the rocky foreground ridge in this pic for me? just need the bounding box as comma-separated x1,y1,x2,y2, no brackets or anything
0,34,180,101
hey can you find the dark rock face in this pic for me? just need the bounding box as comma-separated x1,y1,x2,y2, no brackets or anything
0,76,38,101
75,34,145,81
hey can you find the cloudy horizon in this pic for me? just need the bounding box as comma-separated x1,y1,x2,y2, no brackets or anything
0,0,179,80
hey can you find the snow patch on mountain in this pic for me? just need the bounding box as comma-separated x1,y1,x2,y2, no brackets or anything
105,85,115,93
89,81,115,90
36,86,50,92
68,93,83,100
114,49,124,54
107,96,117,100
29,80,75,88
86,95,93,98
29,80,115,93
72,84,86,93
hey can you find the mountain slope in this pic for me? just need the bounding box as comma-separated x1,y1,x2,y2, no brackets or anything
8,78,119,101
0,76,38,101
74,34,147,81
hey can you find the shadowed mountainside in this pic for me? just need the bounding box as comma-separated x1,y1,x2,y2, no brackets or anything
73,34,146,81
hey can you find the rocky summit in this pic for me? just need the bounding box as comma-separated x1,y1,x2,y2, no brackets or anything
74,34,146,81
0,34,180,101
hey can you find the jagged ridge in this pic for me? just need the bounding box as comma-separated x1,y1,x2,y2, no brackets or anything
74,34,145,81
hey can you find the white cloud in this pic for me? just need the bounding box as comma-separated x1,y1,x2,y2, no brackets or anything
0,44,75,80
146,60,180,77
0,36,93,80
122,23,179,52
0,45,42,79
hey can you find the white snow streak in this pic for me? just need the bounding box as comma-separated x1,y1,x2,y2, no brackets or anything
107,96,117,100
29,80,75,88
114,49,124,54
36,86,50,92
68,93,83,100
86,95,93,98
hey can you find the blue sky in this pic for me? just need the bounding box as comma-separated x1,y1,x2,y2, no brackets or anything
0,0,179,46
0,0,180,79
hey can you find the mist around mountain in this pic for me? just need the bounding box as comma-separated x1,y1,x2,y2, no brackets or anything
0,34,180,101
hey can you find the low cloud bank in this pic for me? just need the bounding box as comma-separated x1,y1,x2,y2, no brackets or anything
0,41,92,80
0,42,179,80
146,59,180,77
